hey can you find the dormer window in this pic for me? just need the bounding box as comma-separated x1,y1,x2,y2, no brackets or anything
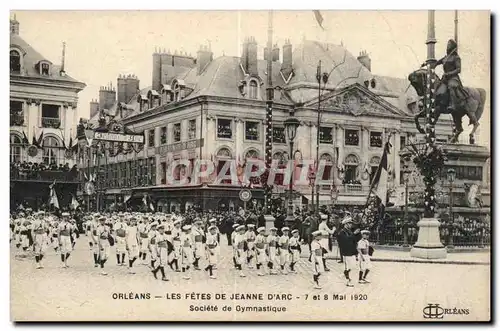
248,80,258,99
161,84,172,104
138,94,148,112
10,50,21,73
36,60,51,76
172,80,186,102
41,63,50,75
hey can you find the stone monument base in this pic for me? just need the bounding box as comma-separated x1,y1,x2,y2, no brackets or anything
410,217,447,259
264,214,276,231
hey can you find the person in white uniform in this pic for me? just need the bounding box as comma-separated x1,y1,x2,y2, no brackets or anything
357,229,372,284
204,225,219,279
310,230,324,289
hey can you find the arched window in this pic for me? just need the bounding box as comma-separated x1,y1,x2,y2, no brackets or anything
248,80,258,99
245,149,259,159
344,154,360,184
10,50,21,73
10,134,23,163
42,136,62,166
217,148,232,158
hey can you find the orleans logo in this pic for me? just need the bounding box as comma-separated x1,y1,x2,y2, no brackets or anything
423,303,470,319
423,304,444,319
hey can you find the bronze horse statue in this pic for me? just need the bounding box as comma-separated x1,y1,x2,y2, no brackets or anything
408,68,486,144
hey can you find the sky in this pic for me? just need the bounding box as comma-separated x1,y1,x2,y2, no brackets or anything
11,10,490,147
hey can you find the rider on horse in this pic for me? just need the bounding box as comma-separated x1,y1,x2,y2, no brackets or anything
433,39,469,115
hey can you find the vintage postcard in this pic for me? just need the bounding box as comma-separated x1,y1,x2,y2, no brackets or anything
9,10,491,322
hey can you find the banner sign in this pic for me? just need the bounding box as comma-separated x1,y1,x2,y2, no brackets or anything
156,139,204,156
93,131,144,144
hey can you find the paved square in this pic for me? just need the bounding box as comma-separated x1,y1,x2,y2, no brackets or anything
11,237,490,321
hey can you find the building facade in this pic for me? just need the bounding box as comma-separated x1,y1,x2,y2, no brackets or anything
79,37,490,215
10,17,86,209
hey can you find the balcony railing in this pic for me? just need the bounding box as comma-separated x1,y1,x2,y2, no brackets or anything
337,184,368,193
41,117,61,129
11,169,79,182
10,113,25,126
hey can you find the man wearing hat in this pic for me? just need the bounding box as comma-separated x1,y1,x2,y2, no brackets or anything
114,216,128,266
151,225,169,281
267,227,279,275
204,225,219,279
357,230,372,284
96,216,112,275
169,219,182,272
234,225,247,277
191,219,205,271
337,216,361,287
289,229,301,273
278,227,291,275
318,214,335,272
148,223,159,269
231,223,240,269
255,227,268,276
310,230,324,289
31,212,49,269
244,224,256,269
58,213,73,268
138,216,150,265
125,217,139,274
181,225,194,280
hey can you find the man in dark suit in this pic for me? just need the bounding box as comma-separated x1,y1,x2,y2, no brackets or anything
337,216,361,287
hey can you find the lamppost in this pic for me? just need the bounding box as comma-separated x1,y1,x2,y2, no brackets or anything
400,150,412,247
284,116,300,228
313,61,329,216
447,168,456,248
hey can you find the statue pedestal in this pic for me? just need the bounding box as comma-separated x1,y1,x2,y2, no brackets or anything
264,214,275,231
410,217,447,259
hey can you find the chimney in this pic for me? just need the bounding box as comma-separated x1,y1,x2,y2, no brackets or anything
10,15,19,35
357,50,371,72
89,99,99,119
281,39,293,76
272,44,280,62
196,45,213,75
246,36,258,75
118,74,140,104
98,83,116,111
263,47,270,61
152,47,162,92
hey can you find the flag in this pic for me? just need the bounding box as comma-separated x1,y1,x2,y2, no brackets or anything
313,10,324,30
36,131,44,148
48,180,59,209
124,194,132,204
142,195,148,208
70,195,80,210
370,142,391,206
21,131,29,146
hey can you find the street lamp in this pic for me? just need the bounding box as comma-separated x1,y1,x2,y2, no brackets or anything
284,116,300,227
447,168,456,248
400,150,412,247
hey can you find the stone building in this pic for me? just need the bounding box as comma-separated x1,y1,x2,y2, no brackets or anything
79,37,489,214
10,16,86,209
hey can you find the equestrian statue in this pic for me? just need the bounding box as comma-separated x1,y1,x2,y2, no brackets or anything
408,39,486,144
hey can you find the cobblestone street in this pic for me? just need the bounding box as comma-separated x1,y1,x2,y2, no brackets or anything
11,237,490,321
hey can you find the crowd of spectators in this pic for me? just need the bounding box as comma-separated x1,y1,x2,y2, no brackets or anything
10,161,78,180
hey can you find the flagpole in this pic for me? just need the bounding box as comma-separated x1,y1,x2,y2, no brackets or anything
360,133,392,223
